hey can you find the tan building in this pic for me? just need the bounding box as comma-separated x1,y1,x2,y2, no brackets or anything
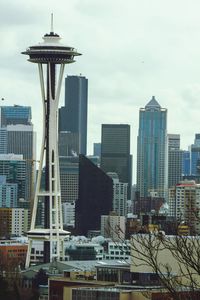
101,212,125,241
0,207,28,237
168,180,200,234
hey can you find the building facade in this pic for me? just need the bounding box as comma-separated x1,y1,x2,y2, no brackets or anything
0,154,26,206
0,105,32,126
190,134,200,176
107,172,128,216
0,207,28,237
59,75,88,155
168,134,183,188
76,155,113,236
62,202,75,228
101,213,126,242
58,131,79,157
182,150,190,177
59,156,79,203
137,96,167,200
101,124,132,198
168,180,200,234
6,124,36,208
0,175,18,208
0,106,36,211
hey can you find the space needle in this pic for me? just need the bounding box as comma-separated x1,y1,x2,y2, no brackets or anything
22,16,81,267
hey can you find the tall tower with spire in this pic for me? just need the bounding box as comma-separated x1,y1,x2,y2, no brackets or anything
136,96,168,201
22,19,81,267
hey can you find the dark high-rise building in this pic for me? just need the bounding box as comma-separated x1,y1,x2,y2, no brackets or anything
58,132,79,156
59,156,79,203
100,124,132,198
59,75,88,155
76,155,113,236
168,134,183,188
190,134,200,176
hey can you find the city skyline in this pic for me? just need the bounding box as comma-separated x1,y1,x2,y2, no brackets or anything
1,1,200,183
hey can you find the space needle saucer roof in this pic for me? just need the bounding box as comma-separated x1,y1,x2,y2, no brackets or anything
22,31,81,64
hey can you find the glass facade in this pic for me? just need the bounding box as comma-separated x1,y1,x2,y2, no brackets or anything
0,158,26,207
101,124,132,199
76,155,113,236
182,150,190,176
168,134,183,188
59,75,88,155
0,105,32,126
137,96,167,199
72,289,120,300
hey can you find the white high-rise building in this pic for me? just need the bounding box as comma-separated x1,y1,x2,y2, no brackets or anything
11,208,29,236
169,180,200,234
107,172,128,216
62,202,75,227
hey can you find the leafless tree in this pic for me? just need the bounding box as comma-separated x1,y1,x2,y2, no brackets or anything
130,233,200,300
105,217,200,299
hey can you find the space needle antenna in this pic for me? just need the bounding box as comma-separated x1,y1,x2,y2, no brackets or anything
51,13,54,33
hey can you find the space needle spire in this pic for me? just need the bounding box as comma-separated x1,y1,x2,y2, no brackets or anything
51,13,53,32
22,22,81,267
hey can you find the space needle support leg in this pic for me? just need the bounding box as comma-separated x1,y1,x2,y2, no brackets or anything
25,63,46,269
54,63,65,259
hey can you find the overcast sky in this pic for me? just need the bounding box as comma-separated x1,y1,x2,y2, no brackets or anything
1,0,200,182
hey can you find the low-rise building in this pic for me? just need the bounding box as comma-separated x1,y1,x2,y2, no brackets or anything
0,239,28,268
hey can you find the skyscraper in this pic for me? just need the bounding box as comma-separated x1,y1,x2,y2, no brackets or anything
168,180,200,235
58,131,79,156
59,156,79,203
0,154,26,207
182,150,190,177
0,128,7,154
76,155,113,236
59,75,88,155
0,105,32,126
7,124,36,205
100,124,132,198
107,172,128,217
190,134,200,176
0,105,36,209
0,176,18,208
168,134,183,188
136,96,167,200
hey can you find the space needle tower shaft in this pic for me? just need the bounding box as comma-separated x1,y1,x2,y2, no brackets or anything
22,19,81,267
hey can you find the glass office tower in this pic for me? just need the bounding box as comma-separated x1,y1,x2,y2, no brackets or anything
59,75,88,155
101,124,132,199
137,96,167,200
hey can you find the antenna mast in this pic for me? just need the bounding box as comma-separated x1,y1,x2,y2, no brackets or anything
51,13,54,33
